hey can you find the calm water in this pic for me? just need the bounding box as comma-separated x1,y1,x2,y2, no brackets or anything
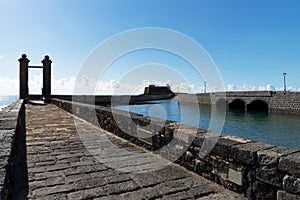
116,99,300,150
0,96,18,111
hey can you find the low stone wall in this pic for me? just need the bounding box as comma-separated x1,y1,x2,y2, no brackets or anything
51,98,300,200
51,98,174,151
0,100,26,200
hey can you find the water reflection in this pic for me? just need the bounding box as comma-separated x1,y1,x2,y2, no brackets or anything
115,99,300,149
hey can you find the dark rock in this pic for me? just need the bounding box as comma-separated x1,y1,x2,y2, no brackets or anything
231,142,274,165
211,137,241,159
279,152,300,177
256,167,283,188
252,181,276,200
257,147,298,167
283,175,300,195
277,190,300,200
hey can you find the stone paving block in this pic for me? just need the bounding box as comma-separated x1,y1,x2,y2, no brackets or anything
67,187,106,199
38,193,68,200
161,190,194,200
74,176,106,190
64,165,98,176
121,186,162,199
0,118,18,130
130,172,164,188
104,180,141,195
279,152,300,177
31,171,64,181
29,176,65,190
189,184,219,198
231,142,274,165
156,165,190,181
156,179,189,196
32,184,74,198
200,192,247,200
94,195,120,200
180,176,213,188
104,173,132,184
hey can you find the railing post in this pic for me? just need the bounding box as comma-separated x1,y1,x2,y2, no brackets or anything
42,55,52,102
19,54,30,100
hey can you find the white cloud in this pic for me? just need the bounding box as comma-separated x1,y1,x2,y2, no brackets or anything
0,77,18,95
226,83,300,92
0,72,299,96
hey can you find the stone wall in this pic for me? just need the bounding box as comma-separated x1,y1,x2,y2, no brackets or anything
51,98,174,151
0,100,27,200
51,98,300,200
270,92,300,114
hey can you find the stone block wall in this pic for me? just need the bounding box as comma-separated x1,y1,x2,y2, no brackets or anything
270,92,300,114
51,98,300,200
0,100,26,200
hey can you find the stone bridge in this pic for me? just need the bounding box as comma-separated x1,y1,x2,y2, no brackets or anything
177,91,300,114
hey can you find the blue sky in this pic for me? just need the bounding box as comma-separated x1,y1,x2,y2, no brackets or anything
0,0,300,95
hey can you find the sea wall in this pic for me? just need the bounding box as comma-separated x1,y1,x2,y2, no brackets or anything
51,98,300,200
0,100,26,200
270,92,300,114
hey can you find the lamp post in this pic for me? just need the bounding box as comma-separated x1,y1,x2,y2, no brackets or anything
283,72,287,92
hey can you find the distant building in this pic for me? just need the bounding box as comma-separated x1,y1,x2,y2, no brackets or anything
143,85,175,96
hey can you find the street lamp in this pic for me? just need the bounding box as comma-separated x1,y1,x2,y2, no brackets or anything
283,72,287,92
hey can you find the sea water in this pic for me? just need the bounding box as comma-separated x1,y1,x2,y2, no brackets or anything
0,95,19,111
116,99,300,150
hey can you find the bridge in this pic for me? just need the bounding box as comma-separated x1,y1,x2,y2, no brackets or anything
177,91,300,114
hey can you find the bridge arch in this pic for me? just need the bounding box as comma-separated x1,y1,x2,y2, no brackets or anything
229,99,246,110
247,100,268,112
216,98,227,108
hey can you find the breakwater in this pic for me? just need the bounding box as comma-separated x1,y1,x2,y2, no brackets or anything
177,91,300,114
51,98,300,199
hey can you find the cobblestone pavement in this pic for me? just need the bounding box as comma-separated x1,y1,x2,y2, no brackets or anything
26,103,246,200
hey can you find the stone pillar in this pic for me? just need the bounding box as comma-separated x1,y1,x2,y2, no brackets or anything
19,54,30,99
42,55,52,101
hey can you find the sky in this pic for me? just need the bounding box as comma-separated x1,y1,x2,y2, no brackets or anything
0,0,300,95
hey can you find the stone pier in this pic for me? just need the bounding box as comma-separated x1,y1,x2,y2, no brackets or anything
25,103,245,199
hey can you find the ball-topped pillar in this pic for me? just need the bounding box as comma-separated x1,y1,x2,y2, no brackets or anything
42,55,52,101
19,54,30,99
